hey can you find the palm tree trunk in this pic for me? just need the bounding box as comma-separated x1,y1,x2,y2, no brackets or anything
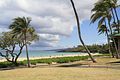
70,0,96,63
107,18,119,58
111,8,116,24
24,33,30,67
117,39,120,58
111,8,119,33
113,7,120,58
104,20,114,58
25,43,30,67
113,8,120,33
106,30,114,58
112,39,119,58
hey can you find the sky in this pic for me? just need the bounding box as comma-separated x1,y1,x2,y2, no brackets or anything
0,0,120,50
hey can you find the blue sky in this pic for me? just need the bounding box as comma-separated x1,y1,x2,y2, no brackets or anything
58,20,107,49
0,0,119,50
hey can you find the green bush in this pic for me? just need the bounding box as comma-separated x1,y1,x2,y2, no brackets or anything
0,62,16,68
30,61,37,65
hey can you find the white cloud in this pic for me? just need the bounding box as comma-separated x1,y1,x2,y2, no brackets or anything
0,0,101,48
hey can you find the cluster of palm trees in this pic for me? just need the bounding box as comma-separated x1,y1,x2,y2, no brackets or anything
91,0,120,58
70,0,120,62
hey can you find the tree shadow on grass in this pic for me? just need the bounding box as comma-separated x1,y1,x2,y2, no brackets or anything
57,63,84,67
109,61,120,64
0,66,27,71
0,67,18,71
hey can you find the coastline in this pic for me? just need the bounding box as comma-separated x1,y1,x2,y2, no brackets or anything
0,53,100,62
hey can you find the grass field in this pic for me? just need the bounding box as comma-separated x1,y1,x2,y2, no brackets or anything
0,68,120,80
0,56,120,80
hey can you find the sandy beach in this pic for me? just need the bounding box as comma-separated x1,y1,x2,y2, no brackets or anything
0,53,100,62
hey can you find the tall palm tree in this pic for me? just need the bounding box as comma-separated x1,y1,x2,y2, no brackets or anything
9,17,38,67
70,0,96,63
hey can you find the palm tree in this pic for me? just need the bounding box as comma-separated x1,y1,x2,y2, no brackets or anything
9,17,39,67
70,0,96,63
91,0,119,58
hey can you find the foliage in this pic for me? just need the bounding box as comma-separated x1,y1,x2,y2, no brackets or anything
0,32,25,65
0,61,24,68
60,44,110,54
9,17,39,44
22,56,90,65
0,17,39,66
0,56,89,68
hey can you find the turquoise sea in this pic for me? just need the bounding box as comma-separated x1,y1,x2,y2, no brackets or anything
0,50,82,59
20,51,82,58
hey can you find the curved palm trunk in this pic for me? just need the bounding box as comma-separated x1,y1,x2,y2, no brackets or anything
70,0,96,63
24,33,30,67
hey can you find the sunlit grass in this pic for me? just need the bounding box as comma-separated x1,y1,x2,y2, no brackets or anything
0,68,120,80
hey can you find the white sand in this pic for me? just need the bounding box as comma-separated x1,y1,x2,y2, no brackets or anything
0,53,100,62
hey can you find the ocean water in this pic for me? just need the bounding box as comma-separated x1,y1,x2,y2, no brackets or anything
20,51,82,58
0,50,82,58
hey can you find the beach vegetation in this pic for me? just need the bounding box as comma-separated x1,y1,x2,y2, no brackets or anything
59,44,110,54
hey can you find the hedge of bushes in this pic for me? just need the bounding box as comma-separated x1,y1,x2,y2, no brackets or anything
28,56,89,65
0,54,110,68
0,56,89,68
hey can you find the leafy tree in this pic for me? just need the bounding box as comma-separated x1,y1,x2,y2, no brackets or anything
9,17,39,67
0,32,25,65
